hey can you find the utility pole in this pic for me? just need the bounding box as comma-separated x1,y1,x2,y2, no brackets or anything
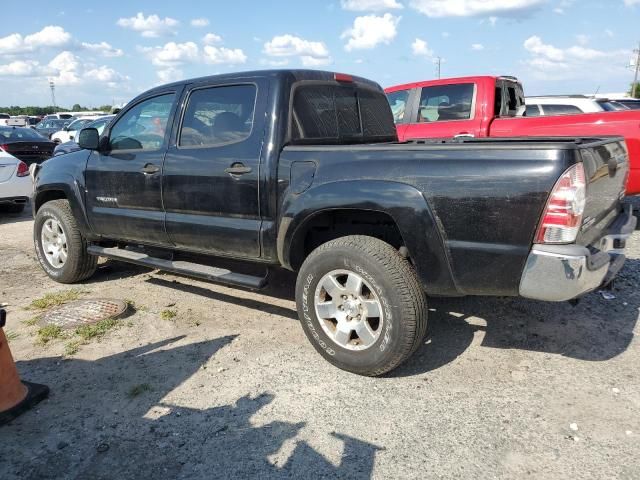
49,80,56,109
633,42,640,98
435,56,442,79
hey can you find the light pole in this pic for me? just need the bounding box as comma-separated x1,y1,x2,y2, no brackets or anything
435,56,442,79
632,43,640,98
49,80,56,109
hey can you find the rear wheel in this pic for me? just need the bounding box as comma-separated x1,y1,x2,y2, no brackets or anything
295,235,427,376
34,199,97,283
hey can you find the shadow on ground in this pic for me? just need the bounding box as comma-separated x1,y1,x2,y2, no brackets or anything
1,336,380,479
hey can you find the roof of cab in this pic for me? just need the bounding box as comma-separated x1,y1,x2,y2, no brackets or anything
141,69,383,97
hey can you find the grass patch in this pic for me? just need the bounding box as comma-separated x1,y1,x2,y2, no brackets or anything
36,324,63,345
64,341,81,356
125,299,148,312
128,383,152,398
75,318,119,341
23,316,40,326
28,289,84,310
5,330,19,341
160,309,177,321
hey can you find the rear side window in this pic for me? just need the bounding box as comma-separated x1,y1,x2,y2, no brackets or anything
416,84,474,122
386,89,410,124
291,84,396,144
542,104,583,115
179,84,256,147
525,105,541,117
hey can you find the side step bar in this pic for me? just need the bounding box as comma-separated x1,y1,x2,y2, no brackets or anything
87,245,268,290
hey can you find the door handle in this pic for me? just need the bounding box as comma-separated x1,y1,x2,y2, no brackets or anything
141,163,160,175
225,163,252,175
454,133,475,139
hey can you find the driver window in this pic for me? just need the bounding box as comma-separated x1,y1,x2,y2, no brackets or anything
109,93,175,151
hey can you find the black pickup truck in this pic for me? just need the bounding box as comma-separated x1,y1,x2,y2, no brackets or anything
31,69,636,376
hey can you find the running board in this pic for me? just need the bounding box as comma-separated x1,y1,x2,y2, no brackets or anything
87,245,268,290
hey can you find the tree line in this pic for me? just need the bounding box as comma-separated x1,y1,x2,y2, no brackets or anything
0,104,114,116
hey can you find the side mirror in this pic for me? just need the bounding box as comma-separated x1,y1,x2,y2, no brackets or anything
78,128,100,150
63,126,69,131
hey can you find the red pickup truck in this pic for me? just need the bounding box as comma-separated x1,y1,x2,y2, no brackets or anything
385,76,640,194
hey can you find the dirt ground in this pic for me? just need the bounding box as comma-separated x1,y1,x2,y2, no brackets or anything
0,206,639,480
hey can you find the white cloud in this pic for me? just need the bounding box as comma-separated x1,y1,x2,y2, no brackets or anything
523,35,564,61
471,43,484,50
624,0,640,6
0,60,41,76
81,41,124,57
84,66,130,87
0,26,72,55
342,13,400,51
116,12,179,38
47,51,81,85
488,16,498,26
202,33,223,45
411,38,433,57
157,67,184,83
340,0,403,11
604,29,614,38
410,0,544,18
190,18,210,27
142,41,199,67
263,35,331,65
522,35,629,81
203,45,247,64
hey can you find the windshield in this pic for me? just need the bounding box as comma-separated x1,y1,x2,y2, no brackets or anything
66,119,91,131
0,127,47,141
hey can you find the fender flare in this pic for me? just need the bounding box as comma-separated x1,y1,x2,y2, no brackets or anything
278,180,459,296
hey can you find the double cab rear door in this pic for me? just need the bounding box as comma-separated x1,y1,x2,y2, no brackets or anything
84,77,269,259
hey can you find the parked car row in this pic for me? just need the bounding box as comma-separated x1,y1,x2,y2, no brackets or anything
24,69,636,376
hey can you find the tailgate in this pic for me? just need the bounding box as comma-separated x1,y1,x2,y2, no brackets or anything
576,137,628,246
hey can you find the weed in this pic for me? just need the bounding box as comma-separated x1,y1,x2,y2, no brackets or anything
160,309,177,321
128,383,152,398
64,341,81,356
23,316,40,326
28,289,84,310
5,330,19,341
75,318,119,341
36,325,63,345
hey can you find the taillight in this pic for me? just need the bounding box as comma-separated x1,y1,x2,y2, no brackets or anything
16,161,29,177
535,163,586,244
0,144,8,152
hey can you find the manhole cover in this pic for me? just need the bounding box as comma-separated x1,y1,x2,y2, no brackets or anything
39,299,128,329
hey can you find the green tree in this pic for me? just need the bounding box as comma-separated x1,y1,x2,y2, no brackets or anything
630,82,640,99
71,103,82,111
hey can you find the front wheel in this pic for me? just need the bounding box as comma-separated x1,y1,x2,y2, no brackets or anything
295,235,428,376
34,199,97,283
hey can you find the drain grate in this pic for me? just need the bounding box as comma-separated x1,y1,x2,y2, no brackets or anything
39,299,128,329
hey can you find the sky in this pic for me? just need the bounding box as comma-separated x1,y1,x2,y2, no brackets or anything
1,0,639,107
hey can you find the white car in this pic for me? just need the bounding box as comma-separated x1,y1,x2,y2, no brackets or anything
50,117,98,144
0,148,31,214
524,95,625,116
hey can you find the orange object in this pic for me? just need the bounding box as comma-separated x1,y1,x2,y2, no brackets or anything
0,309,49,426
0,328,28,412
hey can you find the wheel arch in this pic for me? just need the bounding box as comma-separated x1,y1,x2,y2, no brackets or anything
278,180,459,296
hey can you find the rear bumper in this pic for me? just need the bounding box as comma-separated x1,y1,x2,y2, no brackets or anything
519,203,637,301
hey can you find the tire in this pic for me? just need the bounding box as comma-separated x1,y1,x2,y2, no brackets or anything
34,199,97,283
295,235,428,376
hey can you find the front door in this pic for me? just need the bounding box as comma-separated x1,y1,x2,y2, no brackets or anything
85,92,178,245
403,82,482,139
162,81,266,258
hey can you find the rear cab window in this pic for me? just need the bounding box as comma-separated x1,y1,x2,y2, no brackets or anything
416,84,475,122
495,80,525,117
386,89,410,124
291,82,396,144
541,104,584,115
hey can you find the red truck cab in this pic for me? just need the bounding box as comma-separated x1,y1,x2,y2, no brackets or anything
386,76,640,194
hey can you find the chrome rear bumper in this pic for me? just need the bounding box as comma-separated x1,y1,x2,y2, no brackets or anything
519,204,637,302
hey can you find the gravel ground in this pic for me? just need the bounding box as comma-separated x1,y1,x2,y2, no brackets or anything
0,206,639,479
